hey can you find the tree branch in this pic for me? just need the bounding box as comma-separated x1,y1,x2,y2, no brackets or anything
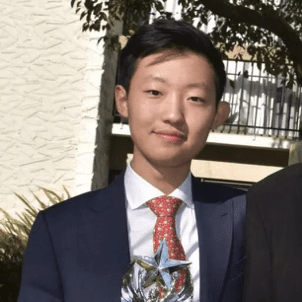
199,0,302,84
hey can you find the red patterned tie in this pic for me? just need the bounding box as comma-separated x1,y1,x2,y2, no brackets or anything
147,196,186,295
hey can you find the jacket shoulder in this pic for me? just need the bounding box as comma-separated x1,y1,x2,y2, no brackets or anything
41,172,125,219
193,176,246,204
248,163,302,200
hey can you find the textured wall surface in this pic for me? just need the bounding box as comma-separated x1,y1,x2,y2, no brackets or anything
0,0,106,218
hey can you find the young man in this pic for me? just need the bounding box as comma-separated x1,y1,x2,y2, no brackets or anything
18,19,246,302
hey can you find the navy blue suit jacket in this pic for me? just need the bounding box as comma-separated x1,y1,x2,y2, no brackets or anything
18,172,246,302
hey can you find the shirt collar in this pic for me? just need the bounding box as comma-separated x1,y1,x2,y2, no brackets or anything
124,163,193,210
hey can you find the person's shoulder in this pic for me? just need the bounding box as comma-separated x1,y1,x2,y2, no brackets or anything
249,164,302,194
41,171,125,218
263,163,302,182
44,188,102,213
247,164,302,209
192,176,246,203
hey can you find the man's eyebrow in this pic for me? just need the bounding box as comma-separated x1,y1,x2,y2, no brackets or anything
146,76,209,90
146,76,167,84
186,82,209,90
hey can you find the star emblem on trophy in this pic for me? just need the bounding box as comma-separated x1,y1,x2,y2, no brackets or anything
121,240,193,302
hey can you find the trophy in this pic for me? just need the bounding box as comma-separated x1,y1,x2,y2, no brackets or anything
121,240,193,302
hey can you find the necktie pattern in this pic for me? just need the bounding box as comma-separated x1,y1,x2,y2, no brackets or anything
147,196,186,295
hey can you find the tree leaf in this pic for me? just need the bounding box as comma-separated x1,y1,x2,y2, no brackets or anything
71,0,76,8
80,11,87,20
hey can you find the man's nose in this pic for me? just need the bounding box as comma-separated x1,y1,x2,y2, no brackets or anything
162,93,185,126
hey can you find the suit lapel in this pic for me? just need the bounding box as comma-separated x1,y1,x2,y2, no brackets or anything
192,177,233,302
85,172,131,300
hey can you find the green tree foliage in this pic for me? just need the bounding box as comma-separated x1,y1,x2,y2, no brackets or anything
0,188,69,301
71,0,302,88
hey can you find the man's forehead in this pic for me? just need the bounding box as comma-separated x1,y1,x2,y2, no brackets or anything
135,51,213,90
145,49,191,67
136,49,212,71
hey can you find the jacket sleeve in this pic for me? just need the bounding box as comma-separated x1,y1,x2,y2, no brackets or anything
18,211,63,302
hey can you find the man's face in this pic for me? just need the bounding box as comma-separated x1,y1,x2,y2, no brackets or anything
116,51,229,170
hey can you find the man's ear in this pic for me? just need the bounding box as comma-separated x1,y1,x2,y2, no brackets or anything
212,101,230,130
115,85,129,119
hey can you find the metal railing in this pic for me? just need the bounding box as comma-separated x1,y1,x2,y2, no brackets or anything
221,60,302,139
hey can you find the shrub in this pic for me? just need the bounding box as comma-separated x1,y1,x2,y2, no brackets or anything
0,187,69,302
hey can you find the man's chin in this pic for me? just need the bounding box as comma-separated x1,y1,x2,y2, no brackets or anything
149,156,192,170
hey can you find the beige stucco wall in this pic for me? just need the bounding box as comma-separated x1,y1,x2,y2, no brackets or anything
0,0,107,218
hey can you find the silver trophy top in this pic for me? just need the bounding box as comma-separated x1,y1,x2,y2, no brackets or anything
121,240,193,302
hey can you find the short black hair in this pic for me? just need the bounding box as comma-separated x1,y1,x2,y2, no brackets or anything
116,19,226,102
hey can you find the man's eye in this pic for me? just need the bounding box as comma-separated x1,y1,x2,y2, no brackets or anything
190,97,204,102
145,90,161,96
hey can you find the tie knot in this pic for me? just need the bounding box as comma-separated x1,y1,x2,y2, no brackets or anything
147,196,182,217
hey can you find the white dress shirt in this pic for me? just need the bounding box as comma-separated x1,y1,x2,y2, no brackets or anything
124,164,200,301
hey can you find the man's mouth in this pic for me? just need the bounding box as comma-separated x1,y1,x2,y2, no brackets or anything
154,132,186,143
